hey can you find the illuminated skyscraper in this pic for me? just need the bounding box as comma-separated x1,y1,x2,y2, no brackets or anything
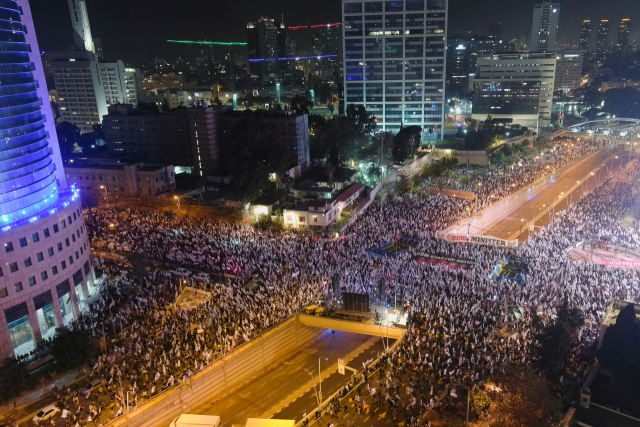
578,20,591,51
530,1,560,52
596,19,610,65
342,0,447,138
0,0,94,359
67,0,94,53
617,18,630,50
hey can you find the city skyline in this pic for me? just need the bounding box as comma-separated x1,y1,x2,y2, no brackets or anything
31,0,640,63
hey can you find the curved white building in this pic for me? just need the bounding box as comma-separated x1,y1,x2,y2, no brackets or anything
0,0,95,359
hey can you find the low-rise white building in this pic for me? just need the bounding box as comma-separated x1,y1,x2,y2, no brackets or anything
284,200,338,231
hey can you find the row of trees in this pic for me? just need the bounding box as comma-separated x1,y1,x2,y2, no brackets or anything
463,115,529,150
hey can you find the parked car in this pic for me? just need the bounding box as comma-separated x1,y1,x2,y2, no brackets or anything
169,267,192,277
192,273,210,283
32,405,60,424
81,379,103,396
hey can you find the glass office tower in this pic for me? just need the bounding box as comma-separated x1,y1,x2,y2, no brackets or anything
342,0,447,140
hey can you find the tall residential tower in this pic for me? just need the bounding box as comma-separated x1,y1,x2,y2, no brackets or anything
530,1,560,52
617,18,630,50
342,0,448,138
596,19,610,65
67,0,94,52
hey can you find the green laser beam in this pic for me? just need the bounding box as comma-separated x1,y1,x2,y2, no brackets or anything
167,40,247,46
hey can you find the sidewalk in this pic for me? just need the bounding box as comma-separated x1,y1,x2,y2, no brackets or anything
0,369,83,424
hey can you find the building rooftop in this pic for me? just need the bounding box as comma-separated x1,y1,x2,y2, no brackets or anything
336,182,364,203
65,162,170,172
602,299,640,329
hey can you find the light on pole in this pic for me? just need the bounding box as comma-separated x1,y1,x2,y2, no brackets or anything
319,357,328,402
99,185,109,205
520,219,529,241
174,195,181,211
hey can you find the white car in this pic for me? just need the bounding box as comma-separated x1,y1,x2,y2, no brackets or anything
32,405,60,424
81,379,103,395
170,267,192,277
192,273,210,283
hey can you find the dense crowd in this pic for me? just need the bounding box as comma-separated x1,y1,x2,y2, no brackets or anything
44,132,640,426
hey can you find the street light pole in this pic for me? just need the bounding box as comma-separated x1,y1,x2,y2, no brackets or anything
318,357,328,402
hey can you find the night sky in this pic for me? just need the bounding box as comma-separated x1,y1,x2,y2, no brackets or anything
30,0,640,63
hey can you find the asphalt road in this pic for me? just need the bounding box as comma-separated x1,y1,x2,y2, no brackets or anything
194,329,392,426
448,147,633,241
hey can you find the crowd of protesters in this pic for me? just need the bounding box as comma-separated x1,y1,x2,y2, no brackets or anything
31,131,640,426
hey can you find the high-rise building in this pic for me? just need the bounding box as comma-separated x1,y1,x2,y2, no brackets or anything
247,18,288,86
596,19,610,65
617,18,631,50
530,1,560,52
0,0,95,360
50,52,143,133
554,50,584,93
447,36,472,95
93,37,103,59
51,0,143,133
67,0,94,52
471,53,557,128
342,0,447,137
579,20,591,51
188,107,222,178
446,33,498,95
219,110,310,169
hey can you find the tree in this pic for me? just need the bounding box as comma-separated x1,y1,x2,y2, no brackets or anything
558,306,585,330
311,105,378,168
255,214,272,231
220,117,289,204
323,162,336,186
397,174,414,194
392,125,421,162
327,103,335,114
532,319,573,379
492,367,563,427
127,252,150,285
51,327,96,372
392,128,408,163
0,360,35,405
597,304,640,393
291,95,313,115
56,121,82,155
268,217,284,233
604,87,640,119
470,387,490,415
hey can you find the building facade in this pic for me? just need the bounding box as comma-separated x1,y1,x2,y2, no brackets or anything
596,20,610,66
471,53,556,128
67,0,94,53
65,163,175,199
103,104,193,168
51,0,143,133
247,18,288,86
219,110,310,170
554,50,584,93
530,1,560,52
447,34,499,95
342,0,447,138
0,0,96,359
617,18,630,50
187,107,221,178
579,20,591,51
